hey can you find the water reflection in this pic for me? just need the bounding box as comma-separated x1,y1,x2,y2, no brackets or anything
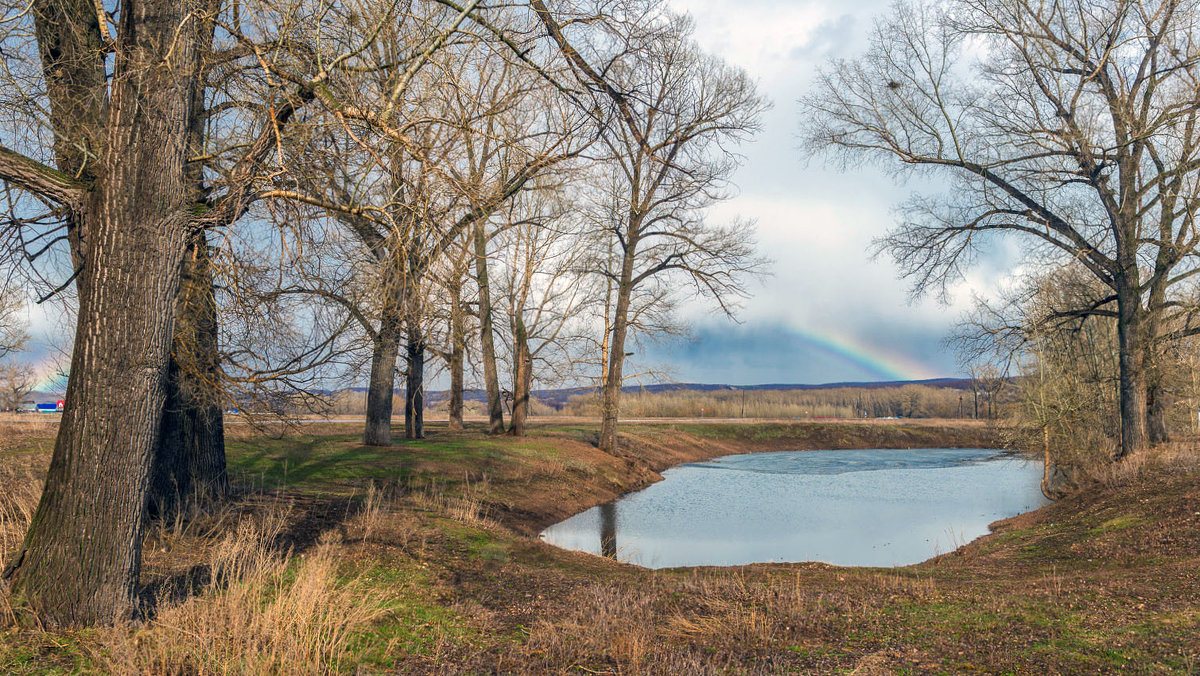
600,502,617,559
541,448,1049,569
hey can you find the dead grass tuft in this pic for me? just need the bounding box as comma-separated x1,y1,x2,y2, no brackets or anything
1074,439,1200,488
101,504,386,675
0,465,42,627
1,466,389,674
411,475,497,528
525,584,660,672
0,468,41,569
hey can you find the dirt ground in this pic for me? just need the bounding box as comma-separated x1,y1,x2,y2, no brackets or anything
2,419,1197,674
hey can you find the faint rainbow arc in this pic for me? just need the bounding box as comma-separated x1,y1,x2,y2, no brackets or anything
794,329,940,382
30,358,68,394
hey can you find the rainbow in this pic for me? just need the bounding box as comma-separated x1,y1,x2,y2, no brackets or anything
792,328,941,382
28,357,68,394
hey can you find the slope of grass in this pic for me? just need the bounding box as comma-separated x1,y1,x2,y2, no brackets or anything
1,420,1197,673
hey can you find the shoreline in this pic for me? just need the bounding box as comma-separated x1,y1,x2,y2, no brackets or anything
2,419,1197,673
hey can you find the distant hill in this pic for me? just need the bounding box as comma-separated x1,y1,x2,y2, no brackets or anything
25,391,66,405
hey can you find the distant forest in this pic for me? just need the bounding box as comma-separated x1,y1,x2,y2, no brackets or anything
324,379,1012,420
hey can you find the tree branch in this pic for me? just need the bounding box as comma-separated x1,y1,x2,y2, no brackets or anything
0,146,87,207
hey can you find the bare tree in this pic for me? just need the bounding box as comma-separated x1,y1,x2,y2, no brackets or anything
802,0,1200,459
495,190,593,436
540,4,768,452
0,280,27,358
427,234,477,430
0,0,505,625
959,265,1124,490
0,361,34,410
0,283,32,410
285,27,585,443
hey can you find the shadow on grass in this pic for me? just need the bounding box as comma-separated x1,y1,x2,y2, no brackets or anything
138,491,369,619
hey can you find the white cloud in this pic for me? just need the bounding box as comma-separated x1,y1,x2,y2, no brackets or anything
651,0,1026,382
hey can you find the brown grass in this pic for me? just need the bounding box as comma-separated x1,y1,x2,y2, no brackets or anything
2,484,389,674
1,422,1197,674
410,474,496,528
560,384,986,420
1074,438,1200,488
0,464,42,628
99,527,385,674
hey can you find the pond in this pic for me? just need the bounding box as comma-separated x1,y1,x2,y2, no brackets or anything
539,448,1049,568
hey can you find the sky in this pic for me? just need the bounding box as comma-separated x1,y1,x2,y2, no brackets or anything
636,0,1022,386
12,1,1024,393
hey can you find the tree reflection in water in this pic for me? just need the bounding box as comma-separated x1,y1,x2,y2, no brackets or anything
600,502,617,559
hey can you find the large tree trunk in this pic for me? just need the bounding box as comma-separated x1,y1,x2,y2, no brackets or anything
3,0,202,627
404,328,426,439
402,261,426,439
1144,318,1171,444
1147,374,1171,444
448,284,465,431
473,222,505,434
363,323,401,446
509,316,532,437
1115,278,1149,460
363,253,406,446
149,237,228,516
148,5,225,517
4,215,189,627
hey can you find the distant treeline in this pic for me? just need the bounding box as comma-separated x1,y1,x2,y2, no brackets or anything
323,382,1011,420
558,383,1009,419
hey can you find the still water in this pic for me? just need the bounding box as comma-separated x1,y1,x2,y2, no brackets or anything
540,448,1048,568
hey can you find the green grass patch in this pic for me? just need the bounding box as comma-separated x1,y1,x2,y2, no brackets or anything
347,559,476,667
1090,515,1147,535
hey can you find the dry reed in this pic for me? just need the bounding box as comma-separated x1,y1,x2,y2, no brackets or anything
1,466,389,674
100,507,387,675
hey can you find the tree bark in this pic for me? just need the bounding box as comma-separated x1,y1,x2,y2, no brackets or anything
4,215,189,627
149,237,228,516
2,0,203,627
473,222,505,434
1144,316,1170,444
401,256,426,439
32,0,106,185
361,241,407,446
1115,277,1149,460
1147,375,1171,444
448,282,466,431
363,322,401,446
509,316,532,437
404,328,426,439
598,239,637,454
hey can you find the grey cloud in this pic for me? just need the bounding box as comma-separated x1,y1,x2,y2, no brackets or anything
637,319,961,386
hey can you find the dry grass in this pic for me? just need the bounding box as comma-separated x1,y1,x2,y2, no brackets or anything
512,565,954,674
525,583,663,673
100,503,388,675
0,469,41,569
2,422,1198,674
1072,438,1200,488
1,480,390,674
410,474,496,528
0,465,43,627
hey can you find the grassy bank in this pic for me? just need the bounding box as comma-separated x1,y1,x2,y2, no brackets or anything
1,420,1197,673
